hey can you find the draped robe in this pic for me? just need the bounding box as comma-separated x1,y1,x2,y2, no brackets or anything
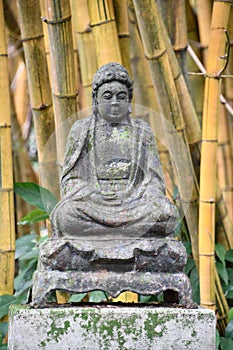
50,115,178,240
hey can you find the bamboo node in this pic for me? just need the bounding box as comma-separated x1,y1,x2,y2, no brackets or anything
0,123,11,128
52,91,79,99
199,253,215,257
145,49,167,60
90,19,115,28
0,53,7,57
32,103,53,111
202,139,218,143
118,33,130,39
21,34,44,42
42,15,72,25
0,188,13,192
200,199,216,204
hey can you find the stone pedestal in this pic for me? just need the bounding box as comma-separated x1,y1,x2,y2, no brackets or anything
8,304,216,350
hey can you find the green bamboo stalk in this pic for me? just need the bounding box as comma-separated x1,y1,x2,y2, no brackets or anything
44,0,78,171
0,0,15,296
17,0,59,196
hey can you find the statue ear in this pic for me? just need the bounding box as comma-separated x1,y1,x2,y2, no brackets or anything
128,103,132,114
93,104,99,115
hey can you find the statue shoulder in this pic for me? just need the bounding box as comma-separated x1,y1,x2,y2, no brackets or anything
132,118,154,135
69,115,93,136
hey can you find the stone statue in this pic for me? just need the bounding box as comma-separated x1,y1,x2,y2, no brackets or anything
32,63,194,307
50,62,178,240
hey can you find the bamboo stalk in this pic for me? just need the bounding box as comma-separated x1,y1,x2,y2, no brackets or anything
133,0,200,267
113,0,131,74
185,0,204,124
217,104,233,221
159,0,189,85
196,0,212,65
128,1,175,197
17,0,59,196
0,0,15,296
199,0,232,310
44,0,78,171
71,0,97,109
87,0,122,66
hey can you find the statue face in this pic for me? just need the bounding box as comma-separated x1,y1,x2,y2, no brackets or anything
96,81,129,123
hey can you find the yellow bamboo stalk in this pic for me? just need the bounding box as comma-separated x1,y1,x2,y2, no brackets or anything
44,0,78,170
71,0,97,109
225,6,233,155
11,102,39,237
216,186,233,250
0,0,15,296
113,0,131,74
196,0,212,65
133,0,200,267
17,0,59,196
217,104,233,221
40,0,51,80
128,1,175,197
185,0,204,123
199,0,232,310
87,0,122,66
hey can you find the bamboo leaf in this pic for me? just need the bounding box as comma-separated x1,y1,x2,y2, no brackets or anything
226,319,233,339
0,323,8,339
220,337,233,349
0,295,19,319
14,182,58,213
216,262,229,286
215,243,226,264
228,308,233,321
89,291,107,302
69,293,87,303
225,250,233,263
15,233,38,259
185,258,195,275
18,209,49,225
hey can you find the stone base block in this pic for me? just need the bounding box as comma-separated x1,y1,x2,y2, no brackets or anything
8,304,216,350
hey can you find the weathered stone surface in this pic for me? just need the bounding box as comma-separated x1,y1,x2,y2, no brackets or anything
8,305,216,350
32,62,193,307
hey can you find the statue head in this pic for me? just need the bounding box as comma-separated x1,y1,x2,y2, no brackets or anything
92,62,133,121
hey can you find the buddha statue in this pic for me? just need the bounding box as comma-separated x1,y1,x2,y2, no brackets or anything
32,63,194,307
50,62,178,240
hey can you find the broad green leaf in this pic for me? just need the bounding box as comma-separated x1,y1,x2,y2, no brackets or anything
89,291,107,302
139,295,153,303
18,209,49,225
225,250,233,263
0,323,8,338
220,337,233,349
190,268,200,304
183,242,192,256
185,258,195,275
0,345,7,349
226,319,233,339
15,233,37,259
216,330,220,350
69,293,87,303
228,308,233,321
14,182,58,213
227,268,233,284
14,259,37,296
19,248,38,261
216,262,229,286
215,243,226,264
0,295,20,319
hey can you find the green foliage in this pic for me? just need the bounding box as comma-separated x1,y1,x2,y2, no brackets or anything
14,182,58,224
